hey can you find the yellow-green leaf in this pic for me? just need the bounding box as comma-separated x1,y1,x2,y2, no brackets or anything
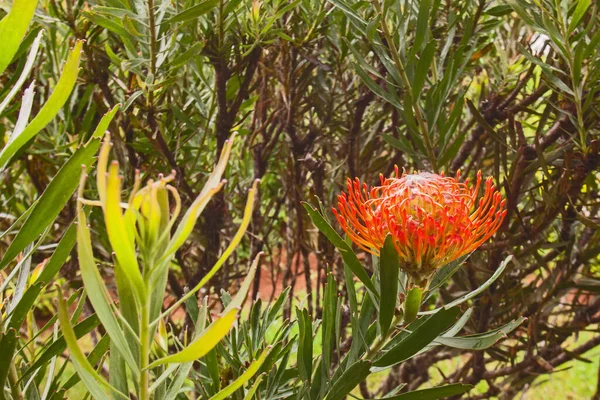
0,40,83,170
57,286,127,400
148,307,239,367
105,162,146,303
161,135,235,261
0,0,37,75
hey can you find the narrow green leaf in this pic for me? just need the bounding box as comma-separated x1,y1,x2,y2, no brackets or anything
168,0,219,24
327,0,367,34
0,40,84,170
352,61,403,110
57,287,125,400
568,0,591,33
297,307,313,383
369,383,472,399
20,314,100,382
149,307,239,367
413,0,431,52
324,360,371,400
421,256,512,315
77,206,140,377
62,334,111,391
435,317,526,350
0,134,102,270
379,235,399,336
303,202,379,302
242,373,265,400
0,29,43,116
374,307,460,367
0,329,18,399
0,0,37,75
412,41,436,100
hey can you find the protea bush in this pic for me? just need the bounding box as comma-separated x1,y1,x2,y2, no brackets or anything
1,0,600,399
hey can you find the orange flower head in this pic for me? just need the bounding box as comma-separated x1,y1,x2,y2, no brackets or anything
333,168,506,282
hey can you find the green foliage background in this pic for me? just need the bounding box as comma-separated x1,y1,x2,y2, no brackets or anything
1,0,600,398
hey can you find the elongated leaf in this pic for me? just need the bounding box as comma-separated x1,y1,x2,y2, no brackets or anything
374,307,460,367
242,373,265,400
303,202,379,301
155,178,258,322
379,235,399,336
568,0,591,33
367,383,472,399
149,307,239,367
321,272,338,391
0,329,18,399
0,0,37,75
352,61,403,110
168,0,219,24
57,287,124,400
325,360,371,400
77,205,139,377
412,41,436,100
223,253,259,314
210,347,270,400
420,256,512,315
297,307,313,383
104,162,145,302
0,40,84,170
20,314,100,382
326,0,367,34
435,317,526,350
161,136,234,261
61,334,111,391
0,104,118,270
0,29,43,116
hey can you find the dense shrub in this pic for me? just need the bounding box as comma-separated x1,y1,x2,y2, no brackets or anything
1,0,599,398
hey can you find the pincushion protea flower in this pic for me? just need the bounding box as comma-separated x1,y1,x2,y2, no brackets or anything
333,168,506,283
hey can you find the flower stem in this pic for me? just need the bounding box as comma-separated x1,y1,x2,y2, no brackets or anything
364,312,403,360
139,301,150,400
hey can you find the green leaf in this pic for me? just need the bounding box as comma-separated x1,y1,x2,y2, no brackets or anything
321,272,338,390
374,307,460,367
421,255,512,315
209,347,270,400
0,130,106,270
324,360,371,400
370,383,472,399
168,0,219,24
568,0,591,33
242,374,265,400
0,40,84,171
77,206,140,377
352,61,403,110
379,235,399,336
303,202,379,302
327,0,367,34
297,307,313,383
412,41,436,100
413,0,431,52
435,317,526,350
0,329,18,398
20,314,100,383
57,287,125,400
149,307,239,367
61,334,111,392
104,162,146,303
0,0,37,75
0,29,43,116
